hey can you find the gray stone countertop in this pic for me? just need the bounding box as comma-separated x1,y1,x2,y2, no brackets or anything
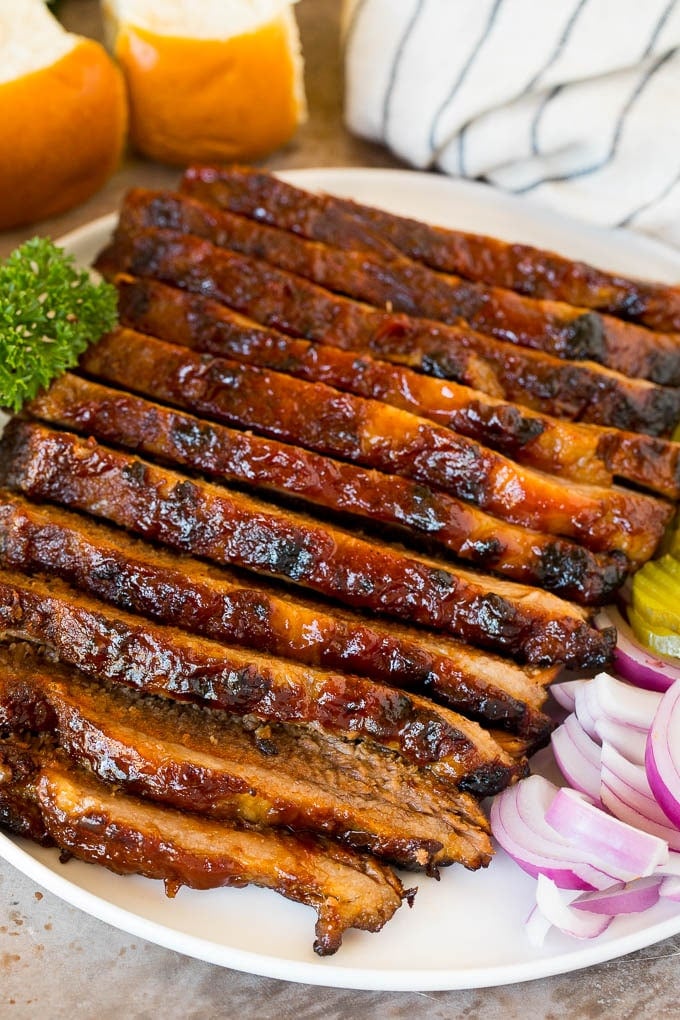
2,1,680,1016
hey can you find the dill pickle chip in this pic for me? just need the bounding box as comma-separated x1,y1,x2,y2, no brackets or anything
655,556,680,581
628,604,680,658
633,584,680,632
635,562,680,599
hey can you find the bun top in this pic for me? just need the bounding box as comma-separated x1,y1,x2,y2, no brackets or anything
0,0,77,83
106,0,301,37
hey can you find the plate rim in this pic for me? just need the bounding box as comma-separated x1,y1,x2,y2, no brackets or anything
5,828,680,992
3,167,680,992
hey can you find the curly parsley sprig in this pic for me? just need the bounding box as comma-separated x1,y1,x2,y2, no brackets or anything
0,237,118,414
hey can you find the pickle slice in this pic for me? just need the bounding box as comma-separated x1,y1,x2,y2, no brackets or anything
631,559,680,634
654,555,680,580
633,578,680,632
635,560,680,597
628,604,680,657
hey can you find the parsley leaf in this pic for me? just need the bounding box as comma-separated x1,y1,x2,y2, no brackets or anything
0,237,118,413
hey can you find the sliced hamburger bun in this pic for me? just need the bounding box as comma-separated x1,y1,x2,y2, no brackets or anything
103,0,306,165
0,0,127,231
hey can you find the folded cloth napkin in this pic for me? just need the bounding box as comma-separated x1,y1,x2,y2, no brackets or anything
343,0,680,247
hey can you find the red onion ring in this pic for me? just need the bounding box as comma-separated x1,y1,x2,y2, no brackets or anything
602,743,676,830
572,876,662,915
490,776,615,890
534,876,613,941
545,788,668,881
574,683,599,740
645,681,680,828
551,715,602,804
597,607,680,692
594,718,646,765
493,617,680,944
660,876,680,901
589,672,660,730
550,680,582,712
600,779,680,852
525,904,553,948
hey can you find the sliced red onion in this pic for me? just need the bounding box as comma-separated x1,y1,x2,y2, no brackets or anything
657,854,680,906
572,876,662,915
574,683,599,741
525,903,553,948
600,743,680,853
594,718,647,765
550,680,583,712
570,673,649,762
535,875,613,940
551,715,602,804
597,607,680,692
646,681,680,828
490,629,680,947
601,782,680,852
545,788,669,881
601,743,675,829
490,775,615,890
660,852,680,877
658,851,680,877
590,672,661,731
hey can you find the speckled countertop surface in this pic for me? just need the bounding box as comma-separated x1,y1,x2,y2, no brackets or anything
2,2,680,1016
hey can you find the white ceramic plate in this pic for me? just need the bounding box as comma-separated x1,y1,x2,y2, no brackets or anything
2,168,680,992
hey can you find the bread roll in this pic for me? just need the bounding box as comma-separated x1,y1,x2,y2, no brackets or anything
0,0,127,230
103,0,306,165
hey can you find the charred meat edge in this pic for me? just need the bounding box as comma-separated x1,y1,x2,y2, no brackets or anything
113,272,680,501
119,187,607,366
127,184,680,386
0,565,527,794
79,327,672,564
0,737,409,956
182,164,680,352
95,228,680,436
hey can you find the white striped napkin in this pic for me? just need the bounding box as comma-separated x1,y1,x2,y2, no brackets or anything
343,0,680,247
